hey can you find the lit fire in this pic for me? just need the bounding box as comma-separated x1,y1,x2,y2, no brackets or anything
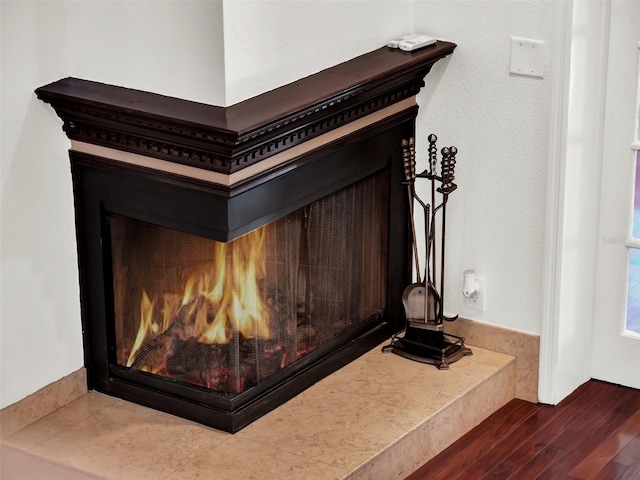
126,228,272,369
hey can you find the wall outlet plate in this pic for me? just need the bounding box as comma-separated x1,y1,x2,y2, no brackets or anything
465,277,486,311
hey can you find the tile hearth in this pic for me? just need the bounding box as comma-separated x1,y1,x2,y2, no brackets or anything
1,343,515,479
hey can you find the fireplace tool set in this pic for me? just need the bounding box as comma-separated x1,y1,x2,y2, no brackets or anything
383,134,472,369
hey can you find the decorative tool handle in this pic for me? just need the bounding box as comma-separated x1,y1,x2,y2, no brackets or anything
428,134,438,176
438,146,458,194
401,137,421,284
401,137,416,182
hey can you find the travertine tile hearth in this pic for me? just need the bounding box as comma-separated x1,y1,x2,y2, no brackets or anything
1,343,515,479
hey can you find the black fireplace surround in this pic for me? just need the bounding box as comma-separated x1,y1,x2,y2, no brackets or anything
36,42,456,432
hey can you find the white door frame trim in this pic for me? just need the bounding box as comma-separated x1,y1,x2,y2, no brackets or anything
539,0,573,405
539,0,612,404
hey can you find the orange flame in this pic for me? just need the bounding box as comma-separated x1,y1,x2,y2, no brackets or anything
126,228,272,368
126,290,154,367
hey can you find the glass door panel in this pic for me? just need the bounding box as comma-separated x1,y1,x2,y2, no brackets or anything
632,151,640,239
626,247,640,334
626,152,640,335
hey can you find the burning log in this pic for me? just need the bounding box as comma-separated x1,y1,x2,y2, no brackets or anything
130,331,172,373
130,294,208,372
166,337,227,386
129,292,293,392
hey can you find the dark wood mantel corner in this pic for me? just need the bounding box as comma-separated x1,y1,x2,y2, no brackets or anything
35,41,456,175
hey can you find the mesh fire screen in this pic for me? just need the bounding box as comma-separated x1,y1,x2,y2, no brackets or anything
110,172,388,396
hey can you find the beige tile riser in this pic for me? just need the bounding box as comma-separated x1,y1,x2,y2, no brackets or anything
345,419,432,480
0,368,87,439
445,318,539,403
429,360,516,457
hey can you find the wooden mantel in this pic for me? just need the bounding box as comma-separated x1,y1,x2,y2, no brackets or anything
35,42,456,175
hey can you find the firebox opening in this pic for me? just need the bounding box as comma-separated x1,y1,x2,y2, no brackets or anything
109,171,388,398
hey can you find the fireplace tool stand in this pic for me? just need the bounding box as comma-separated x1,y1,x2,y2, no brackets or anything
383,134,472,369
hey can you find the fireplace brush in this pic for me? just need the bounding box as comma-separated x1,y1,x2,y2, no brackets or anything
428,143,459,323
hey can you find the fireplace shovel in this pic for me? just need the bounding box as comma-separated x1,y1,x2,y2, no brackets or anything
400,138,428,324
400,137,444,328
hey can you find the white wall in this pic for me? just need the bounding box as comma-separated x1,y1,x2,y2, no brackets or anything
1,1,80,410
0,0,411,410
412,0,554,335
66,1,226,105
1,0,564,409
222,0,413,104
0,0,226,409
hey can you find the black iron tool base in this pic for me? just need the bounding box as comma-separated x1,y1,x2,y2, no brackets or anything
382,328,472,370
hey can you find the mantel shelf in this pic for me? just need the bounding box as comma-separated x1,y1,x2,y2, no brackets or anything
35,42,456,175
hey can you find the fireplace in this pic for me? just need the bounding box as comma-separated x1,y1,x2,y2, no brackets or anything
36,42,456,432
109,172,388,395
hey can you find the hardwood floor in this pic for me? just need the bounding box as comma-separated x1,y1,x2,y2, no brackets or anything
407,380,640,480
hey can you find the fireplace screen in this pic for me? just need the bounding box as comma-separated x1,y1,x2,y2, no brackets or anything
109,173,388,396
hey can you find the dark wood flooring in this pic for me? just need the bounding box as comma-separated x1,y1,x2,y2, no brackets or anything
407,379,640,480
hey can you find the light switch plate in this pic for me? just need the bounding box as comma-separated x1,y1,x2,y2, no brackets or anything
510,36,545,78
